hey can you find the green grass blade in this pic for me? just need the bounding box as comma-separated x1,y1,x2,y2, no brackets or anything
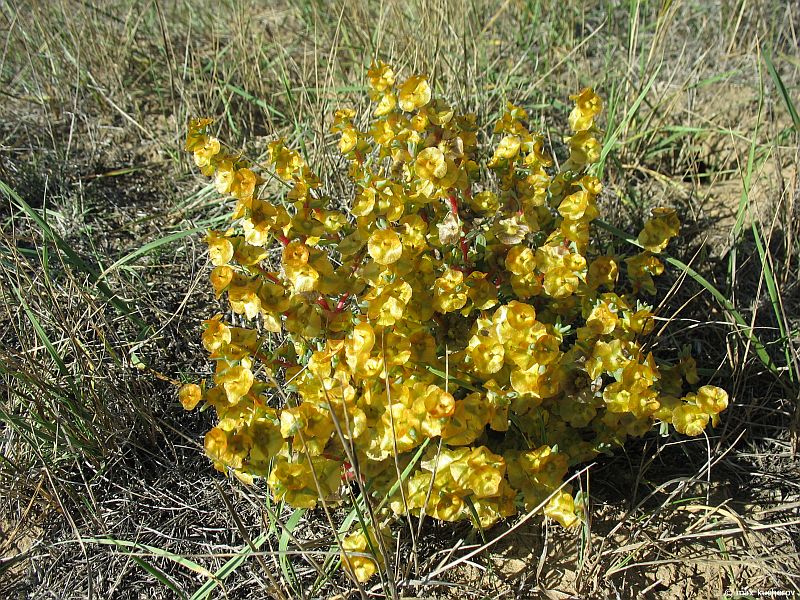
129,555,188,600
750,221,793,380
12,283,69,377
729,76,763,268
764,50,800,131
595,70,660,178
190,533,268,600
96,226,211,284
79,537,214,578
225,83,287,120
1,178,146,330
278,508,305,597
83,538,189,599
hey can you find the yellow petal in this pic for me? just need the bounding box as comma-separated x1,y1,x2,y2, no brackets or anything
672,404,709,436
398,74,431,112
179,383,203,410
367,229,403,265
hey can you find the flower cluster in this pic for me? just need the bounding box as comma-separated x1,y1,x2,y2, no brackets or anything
180,62,727,582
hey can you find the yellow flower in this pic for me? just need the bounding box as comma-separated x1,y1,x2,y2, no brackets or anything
544,266,580,298
215,364,254,403
672,404,709,436
505,246,535,276
332,107,356,127
368,61,395,93
623,308,655,335
341,527,384,583
228,276,262,319
494,215,531,245
494,135,522,160
193,137,221,167
466,271,498,310
467,335,505,376
426,98,455,125
638,207,681,253
469,481,517,527
587,256,618,290
373,92,397,117
282,241,310,268
544,491,579,528
533,334,561,365
280,402,334,456
206,230,234,266
429,493,464,522
469,191,500,214
558,190,592,221
695,386,728,416
566,130,601,167
267,456,339,509
247,418,284,475
185,117,213,151
366,280,413,326
443,392,491,445
433,268,468,313
400,214,429,255
202,316,231,352
368,229,403,265
242,199,282,247
421,384,456,419
586,302,618,335
345,321,375,373
568,87,603,131
234,242,267,266
268,140,304,180
626,252,664,295
415,147,448,180
210,266,233,298
179,383,203,410
351,187,376,217
467,465,503,498
204,427,228,471
494,102,529,134
338,125,359,154
398,74,432,112
233,168,258,200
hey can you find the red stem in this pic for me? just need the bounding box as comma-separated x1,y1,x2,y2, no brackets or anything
252,264,284,286
447,194,459,216
459,238,470,265
274,358,298,368
334,293,350,313
317,295,332,311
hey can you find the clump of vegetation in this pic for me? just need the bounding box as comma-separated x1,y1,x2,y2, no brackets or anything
181,62,727,582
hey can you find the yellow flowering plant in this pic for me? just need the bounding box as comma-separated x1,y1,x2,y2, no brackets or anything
180,61,727,582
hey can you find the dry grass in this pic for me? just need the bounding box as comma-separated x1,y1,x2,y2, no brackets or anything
1,0,799,598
